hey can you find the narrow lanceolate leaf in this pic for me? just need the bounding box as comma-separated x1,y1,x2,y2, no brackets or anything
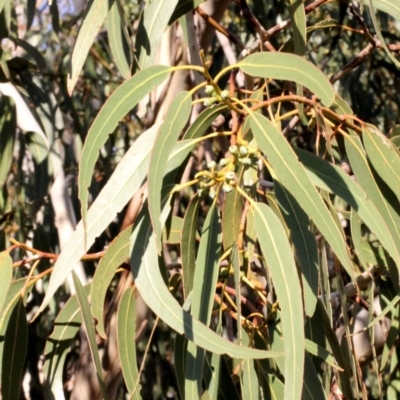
296,148,400,274
107,0,132,80
370,0,400,21
91,225,131,338
181,195,200,298
237,53,335,106
0,97,16,190
287,0,306,56
253,203,304,400
73,272,108,400
130,207,283,360
302,352,326,400
344,134,400,274
117,287,141,398
1,297,28,400
186,202,222,398
79,66,172,226
222,189,243,251
148,91,192,251
0,251,12,312
67,0,111,94
35,125,159,319
275,181,319,317
43,284,91,400
136,0,180,69
249,112,354,278
169,0,206,24
363,124,400,200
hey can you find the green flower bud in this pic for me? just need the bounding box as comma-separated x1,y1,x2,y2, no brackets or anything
222,183,233,193
225,171,236,181
207,160,216,169
220,89,230,99
229,145,238,154
239,146,249,156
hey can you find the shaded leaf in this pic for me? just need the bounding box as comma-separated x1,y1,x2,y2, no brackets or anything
72,272,108,400
43,284,91,400
91,225,131,338
1,297,27,400
0,251,12,312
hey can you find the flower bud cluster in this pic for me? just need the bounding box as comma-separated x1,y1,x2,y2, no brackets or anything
203,85,230,107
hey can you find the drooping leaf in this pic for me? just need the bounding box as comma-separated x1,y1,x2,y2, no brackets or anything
148,90,192,251
107,0,132,80
169,0,206,24
181,195,200,298
130,204,283,359
185,201,222,398
43,284,91,400
72,272,108,400
135,0,180,70
117,286,141,398
253,202,304,400
67,0,112,94
35,124,159,318
78,66,172,226
274,181,319,317
302,352,326,400
296,148,400,277
0,251,12,312
1,297,28,400
249,112,354,278
91,225,131,338
222,189,243,251
237,52,335,106
363,124,400,200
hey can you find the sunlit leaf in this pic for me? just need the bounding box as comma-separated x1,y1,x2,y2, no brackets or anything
253,202,304,400
107,0,132,80
79,66,172,226
222,189,243,251
67,0,111,94
35,124,159,318
237,53,335,106
117,286,141,398
130,205,283,359
249,112,354,277
136,0,180,69
148,90,192,251
0,251,12,312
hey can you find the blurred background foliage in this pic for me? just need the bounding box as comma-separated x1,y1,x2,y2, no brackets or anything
1,0,400,399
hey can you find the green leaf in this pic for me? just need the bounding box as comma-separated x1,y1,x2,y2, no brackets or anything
222,189,243,251
79,66,172,226
72,272,108,400
249,112,354,277
91,225,131,338
67,0,112,94
302,352,326,400
241,329,261,399
174,334,187,399
0,96,16,189
169,0,206,24
35,124,159,318
148,90,192,251
107,0,132,80
130,205,283,359
117,286,141,398
0,251,12,312
253,202,304,400
43,284,91,400
296,148,400,278
371,0,400,20
363,124,400,200
181,195,200,298
136,0,180,69
237,53,335,106
185,202,222,398
274,181,319,317
1,297,28,400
